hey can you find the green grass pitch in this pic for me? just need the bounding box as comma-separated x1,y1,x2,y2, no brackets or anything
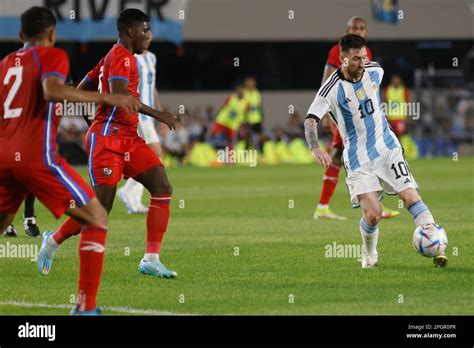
0,158,473,315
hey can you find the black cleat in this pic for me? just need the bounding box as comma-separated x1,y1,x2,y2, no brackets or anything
433,254,448,268
3,225,17,237
23,216,40,237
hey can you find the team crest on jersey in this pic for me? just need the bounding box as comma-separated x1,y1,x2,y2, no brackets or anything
356,88,366,100
103,167,113,176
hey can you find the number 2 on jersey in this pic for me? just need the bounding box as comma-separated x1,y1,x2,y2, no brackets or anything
2,66,23,118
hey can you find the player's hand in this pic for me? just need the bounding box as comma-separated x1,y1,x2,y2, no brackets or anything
311,147,332,169
156,111,178,130
104,94,140,114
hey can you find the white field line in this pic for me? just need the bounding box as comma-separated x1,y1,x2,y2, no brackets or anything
0,300,199,316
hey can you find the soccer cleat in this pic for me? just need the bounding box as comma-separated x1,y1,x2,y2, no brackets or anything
70,307,102,316
313,206,347,220
381,204,400,219
361,252,378,269
23,216,40,237
37,230,55,275
117,189,147,214
3,225,17,237
138,259,177,278
133,203,148,214
433,253,448,268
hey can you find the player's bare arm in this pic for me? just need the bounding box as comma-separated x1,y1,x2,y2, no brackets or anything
42,75,139,114
109,78,176,130
304,115,331,168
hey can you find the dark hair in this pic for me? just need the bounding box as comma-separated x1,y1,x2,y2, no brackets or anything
339,34,367,53
20,6,56,39
117,8,149,34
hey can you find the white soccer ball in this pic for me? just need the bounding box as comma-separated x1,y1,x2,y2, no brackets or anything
413,223,448,257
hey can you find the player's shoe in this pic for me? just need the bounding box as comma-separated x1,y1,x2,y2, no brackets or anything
381,204,400,219
3,225,17,237
361,252,378,269
313,206,347,220
23,216,40,237
70,307,102,316
37,230,55,275
133,203,148,214
138,259,177,278
117,189,147,214
433,253,448,268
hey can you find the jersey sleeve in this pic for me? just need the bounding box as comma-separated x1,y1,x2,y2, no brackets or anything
108,51,134,83
40,48,70,82
307,94,331,121
365,61,384,85
85,59,103,85
325,44,340,68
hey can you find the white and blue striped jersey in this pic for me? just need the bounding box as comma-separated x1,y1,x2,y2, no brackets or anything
135,51,157,121
307,62,400,172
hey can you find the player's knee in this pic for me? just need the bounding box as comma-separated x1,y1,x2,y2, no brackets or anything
159,182,173,195
365,210,382,226
87,199,108,227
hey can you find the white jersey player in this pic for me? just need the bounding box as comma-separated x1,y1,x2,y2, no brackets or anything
117,49,163,214
305,34,448,268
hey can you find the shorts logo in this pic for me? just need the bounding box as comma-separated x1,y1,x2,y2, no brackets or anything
404,178,411,184
103,167,113,176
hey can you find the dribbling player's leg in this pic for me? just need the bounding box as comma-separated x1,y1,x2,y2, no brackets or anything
399,188,447,267
398,188,435,226
358,192,382,268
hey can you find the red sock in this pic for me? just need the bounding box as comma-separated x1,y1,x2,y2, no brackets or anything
52,217,81,244
319,164,341,205
77,225,107,312
146,194,171,254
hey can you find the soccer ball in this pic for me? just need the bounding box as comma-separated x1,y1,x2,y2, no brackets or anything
413,223,448,257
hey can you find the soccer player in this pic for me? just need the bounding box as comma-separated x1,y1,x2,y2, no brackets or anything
0,6,140,314
117,48,163,214
305,34,448,268
38,9,179,278
208,84,248,149
313,16,399,220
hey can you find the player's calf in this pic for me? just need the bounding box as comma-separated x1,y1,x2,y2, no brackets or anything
399,188,435,226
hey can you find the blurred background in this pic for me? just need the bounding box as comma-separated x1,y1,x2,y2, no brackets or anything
1,0,473,166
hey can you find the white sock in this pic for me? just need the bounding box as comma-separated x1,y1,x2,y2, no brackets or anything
144,253,159,262
45,235,59,259
408,200,435,226
318,204,329,209
359,217,379,257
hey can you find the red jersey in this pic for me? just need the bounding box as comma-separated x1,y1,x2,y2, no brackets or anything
86,44,139,138
325,43,373,68
0,45,69,164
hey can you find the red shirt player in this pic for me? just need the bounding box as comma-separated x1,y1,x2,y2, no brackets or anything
0,7,139,315
47,9,179,279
